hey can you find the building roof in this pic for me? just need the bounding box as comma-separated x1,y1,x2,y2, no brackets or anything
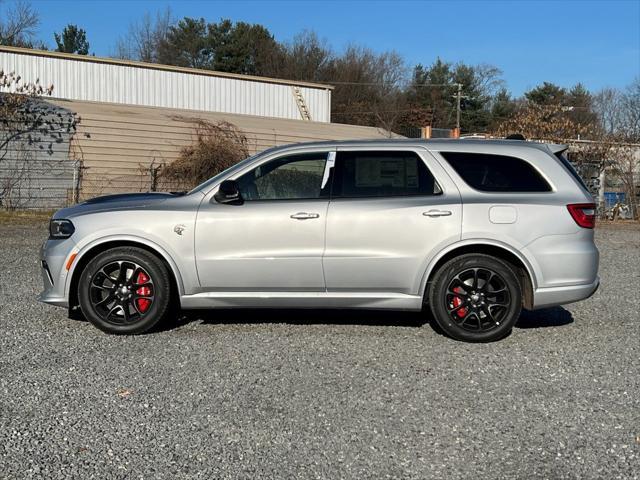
49,97,391,143
0,45,334,90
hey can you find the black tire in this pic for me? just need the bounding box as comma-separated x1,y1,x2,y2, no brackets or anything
428,254,522,342
78,247,171,334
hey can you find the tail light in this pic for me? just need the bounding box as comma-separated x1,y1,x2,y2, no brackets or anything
567,203,596,228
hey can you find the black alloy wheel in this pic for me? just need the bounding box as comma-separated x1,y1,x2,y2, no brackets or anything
78,247,171,334
89,260,155,325
429,254,522,342
445,267,511,331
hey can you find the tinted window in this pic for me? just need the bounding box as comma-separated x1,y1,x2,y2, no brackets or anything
441,152,551,192
237,153,328,201
332,151,441,198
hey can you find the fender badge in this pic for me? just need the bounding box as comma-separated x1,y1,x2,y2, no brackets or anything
174,224,186,236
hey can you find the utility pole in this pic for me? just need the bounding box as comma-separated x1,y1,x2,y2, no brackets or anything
455,83,462,131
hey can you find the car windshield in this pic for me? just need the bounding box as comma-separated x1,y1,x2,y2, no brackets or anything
187,151,262,195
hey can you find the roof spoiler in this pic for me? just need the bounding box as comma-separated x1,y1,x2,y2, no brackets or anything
547,144,568,155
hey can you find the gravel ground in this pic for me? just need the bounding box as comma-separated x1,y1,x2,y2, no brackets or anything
0,221,638,480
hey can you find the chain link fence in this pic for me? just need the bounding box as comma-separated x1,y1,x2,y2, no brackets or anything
0,101,80,210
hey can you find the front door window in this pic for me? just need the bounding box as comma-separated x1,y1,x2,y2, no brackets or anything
237,153,329,201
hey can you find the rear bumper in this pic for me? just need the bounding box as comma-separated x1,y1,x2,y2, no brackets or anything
531,277,599,310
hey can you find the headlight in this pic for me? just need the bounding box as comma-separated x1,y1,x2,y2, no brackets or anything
49,219,75,239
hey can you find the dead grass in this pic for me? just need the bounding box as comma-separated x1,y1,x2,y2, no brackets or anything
596,219,640,230
0,210,53,225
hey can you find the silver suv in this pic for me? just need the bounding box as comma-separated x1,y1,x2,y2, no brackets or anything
39,139,599,342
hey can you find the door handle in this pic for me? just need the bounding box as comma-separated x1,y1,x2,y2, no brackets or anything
423,209,452,217
290,212,320,220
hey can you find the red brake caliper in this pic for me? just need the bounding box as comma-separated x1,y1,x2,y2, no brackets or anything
452,287,467,318
135,271,152,313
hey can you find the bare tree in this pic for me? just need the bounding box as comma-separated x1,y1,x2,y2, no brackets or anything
592,79,640,218
273,31,333,82
593,87,623,136
1,71,79,209
620,78,640,142
593,80,640,141
608,143,639,219
327,45,408,132
113,8,172,63
0,0,40,47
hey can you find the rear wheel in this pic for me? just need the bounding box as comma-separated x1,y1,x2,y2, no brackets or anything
428,254,522,342
78,247,171,334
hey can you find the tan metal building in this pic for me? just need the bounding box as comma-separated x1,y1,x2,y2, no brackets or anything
52,99,395,202
0,47,396,208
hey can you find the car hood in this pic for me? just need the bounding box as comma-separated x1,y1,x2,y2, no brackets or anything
53,192,187,219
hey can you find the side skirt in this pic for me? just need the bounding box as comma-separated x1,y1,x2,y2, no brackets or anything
180,291,424,310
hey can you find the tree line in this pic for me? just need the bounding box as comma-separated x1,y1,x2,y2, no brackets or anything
0,2,638,142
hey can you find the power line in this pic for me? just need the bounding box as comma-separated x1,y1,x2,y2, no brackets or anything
321,81,460,87
455,83,462,131
331,109,423,115
331,104,596,116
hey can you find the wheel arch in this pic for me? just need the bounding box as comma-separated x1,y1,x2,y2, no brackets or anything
422,241,536,310
67,237,184,313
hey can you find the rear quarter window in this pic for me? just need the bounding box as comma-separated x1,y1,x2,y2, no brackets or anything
440,152,552,192
555,151,590,192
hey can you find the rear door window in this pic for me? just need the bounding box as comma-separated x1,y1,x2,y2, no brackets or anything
331,151,441,198
440,152,551,192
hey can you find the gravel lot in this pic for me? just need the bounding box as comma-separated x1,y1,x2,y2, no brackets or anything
0,220,638,479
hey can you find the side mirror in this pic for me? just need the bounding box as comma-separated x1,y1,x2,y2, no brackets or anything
214,180,243,205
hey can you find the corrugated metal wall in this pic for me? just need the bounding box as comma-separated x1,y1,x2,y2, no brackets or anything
0,47,332,122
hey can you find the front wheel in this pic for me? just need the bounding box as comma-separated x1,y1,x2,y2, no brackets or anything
78,247,171,334
428,254,522,342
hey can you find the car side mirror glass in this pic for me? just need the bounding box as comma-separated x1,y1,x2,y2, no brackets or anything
213,180,243,205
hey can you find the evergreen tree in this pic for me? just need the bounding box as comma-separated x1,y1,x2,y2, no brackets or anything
524,82,567,105
491,88,518,126
406,59,502,132
208,20,279,75
54,24,89,54
567,83,598,128
158,17,211,68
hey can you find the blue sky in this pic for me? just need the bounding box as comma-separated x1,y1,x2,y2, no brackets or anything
28,0,640,96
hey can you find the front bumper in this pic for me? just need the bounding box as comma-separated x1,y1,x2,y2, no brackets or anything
532,277,600,310
37,291,69,307
38,237,76,308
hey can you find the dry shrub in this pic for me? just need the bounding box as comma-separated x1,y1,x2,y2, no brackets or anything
493,103,595,143
159,118,249,189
